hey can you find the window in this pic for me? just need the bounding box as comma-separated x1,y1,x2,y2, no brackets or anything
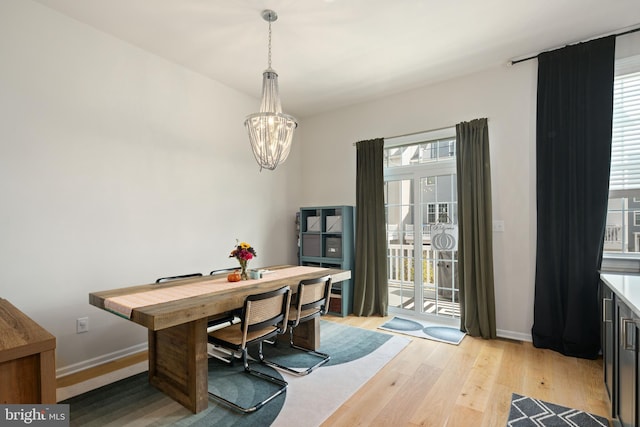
427,203,436,223
605,54,640,255
426,202,449,224
438,203,449,223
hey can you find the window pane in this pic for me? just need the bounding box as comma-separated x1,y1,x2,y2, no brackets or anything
606,192,640,253
606,55,640,256
610,67,640,191
385,137,457,168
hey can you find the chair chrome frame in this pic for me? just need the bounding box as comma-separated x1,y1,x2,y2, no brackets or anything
263,275,332,376
207,285,291,413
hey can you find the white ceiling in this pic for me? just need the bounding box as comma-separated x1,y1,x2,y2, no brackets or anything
33,0,640,118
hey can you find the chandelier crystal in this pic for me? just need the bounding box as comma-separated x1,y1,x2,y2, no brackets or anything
245,9,297,171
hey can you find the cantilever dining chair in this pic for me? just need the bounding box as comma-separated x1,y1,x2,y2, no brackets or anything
263,275,332,376
207,285,291,413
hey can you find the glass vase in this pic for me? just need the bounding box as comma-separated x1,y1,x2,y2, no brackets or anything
240,260,248,280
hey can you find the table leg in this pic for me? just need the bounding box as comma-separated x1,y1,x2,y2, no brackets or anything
39,349,56,403
148,318,208,413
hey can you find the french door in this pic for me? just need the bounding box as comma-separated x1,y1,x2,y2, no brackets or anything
384,143,459,321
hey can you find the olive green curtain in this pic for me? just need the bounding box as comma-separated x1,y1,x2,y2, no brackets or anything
456,118,496,338
354,138,388,316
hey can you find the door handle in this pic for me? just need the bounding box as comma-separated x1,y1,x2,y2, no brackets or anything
603,298,612,323
621,317,637,351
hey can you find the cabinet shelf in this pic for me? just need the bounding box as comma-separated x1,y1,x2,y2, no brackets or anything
299,206,354,316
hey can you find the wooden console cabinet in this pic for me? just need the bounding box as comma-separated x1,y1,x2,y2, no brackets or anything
0,298,56,404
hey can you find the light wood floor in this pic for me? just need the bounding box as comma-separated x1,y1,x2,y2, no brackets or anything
57,315,611,426
323,315,610,427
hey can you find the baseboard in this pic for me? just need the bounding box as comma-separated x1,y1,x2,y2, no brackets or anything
497,329,532,342
56,342,148,378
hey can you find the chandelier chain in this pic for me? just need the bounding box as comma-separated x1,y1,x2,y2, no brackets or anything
267,20,272,69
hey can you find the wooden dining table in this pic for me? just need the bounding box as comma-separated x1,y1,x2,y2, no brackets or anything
89,264,351,413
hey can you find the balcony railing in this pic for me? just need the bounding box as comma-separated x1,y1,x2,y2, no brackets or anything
604,224,623,251
387,243,458,291
387,243,460,317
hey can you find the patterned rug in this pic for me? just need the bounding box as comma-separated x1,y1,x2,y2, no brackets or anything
62,321,409,427
378,316,465,345
507,393,609,426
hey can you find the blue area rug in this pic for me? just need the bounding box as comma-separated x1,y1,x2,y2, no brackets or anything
378,316,465,345
61,320,409,426
507,394,609,426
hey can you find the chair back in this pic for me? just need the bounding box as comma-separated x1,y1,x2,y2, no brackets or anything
292,275,332,325
241,286,291,342
155,273,202,283
210,268,236,276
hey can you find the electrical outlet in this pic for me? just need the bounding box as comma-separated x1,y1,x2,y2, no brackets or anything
77,317,89,333
493,220,505,232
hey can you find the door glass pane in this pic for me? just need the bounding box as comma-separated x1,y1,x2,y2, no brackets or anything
385,179,415,310
420,174,459,318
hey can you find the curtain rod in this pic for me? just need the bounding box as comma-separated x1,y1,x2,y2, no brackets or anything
510,25,640,66
352,124,456,146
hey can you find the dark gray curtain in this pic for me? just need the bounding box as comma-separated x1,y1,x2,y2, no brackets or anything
456,118,496,338
532,36,615,359
354,138,388,316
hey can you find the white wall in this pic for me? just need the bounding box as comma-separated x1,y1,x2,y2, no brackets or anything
0,0,301,374
298,31,640,339
299,62,538,340
5,1,635,374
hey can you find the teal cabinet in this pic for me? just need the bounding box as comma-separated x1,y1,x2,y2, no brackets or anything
299,206,354,317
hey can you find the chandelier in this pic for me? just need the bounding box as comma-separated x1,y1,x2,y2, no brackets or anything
245,9,297,171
